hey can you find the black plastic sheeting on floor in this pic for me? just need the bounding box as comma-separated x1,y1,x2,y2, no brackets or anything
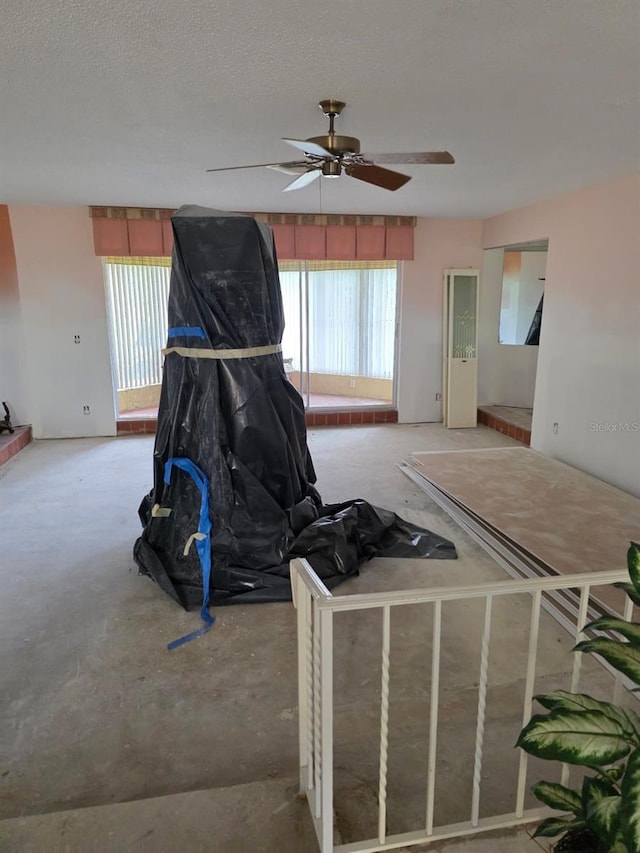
134,206,456,609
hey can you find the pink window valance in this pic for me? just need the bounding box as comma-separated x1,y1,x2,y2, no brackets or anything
90,208,415,261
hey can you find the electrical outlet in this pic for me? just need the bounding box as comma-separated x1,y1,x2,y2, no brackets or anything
349,379,356,389
552,422,559,435
435,392,442,401
74,334,81,344
83,405,91,415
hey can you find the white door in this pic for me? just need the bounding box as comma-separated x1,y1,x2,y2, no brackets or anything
443,269,479,428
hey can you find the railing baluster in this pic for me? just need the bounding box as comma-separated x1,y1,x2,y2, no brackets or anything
378,606,391,844
305,590,315,791
471,596,493,826
320,608,334,853
295,565,310,794
569,585,591,695
425,600,442,835
313,602,322,819
561,584,591,786
516,589,542,817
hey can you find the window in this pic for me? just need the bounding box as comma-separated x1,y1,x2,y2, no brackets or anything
104,257,398,416
280,260,397,409
104,257,171,415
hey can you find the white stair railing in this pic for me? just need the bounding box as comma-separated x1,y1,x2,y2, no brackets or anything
291,558,631,853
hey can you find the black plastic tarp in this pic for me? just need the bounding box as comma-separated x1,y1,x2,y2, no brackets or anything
134,206,456,609
524,294,544,346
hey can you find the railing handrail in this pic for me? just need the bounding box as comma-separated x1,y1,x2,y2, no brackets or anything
291,558,628,613
293,560,333,602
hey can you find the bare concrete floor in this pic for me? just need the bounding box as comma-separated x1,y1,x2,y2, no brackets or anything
0,424,622,851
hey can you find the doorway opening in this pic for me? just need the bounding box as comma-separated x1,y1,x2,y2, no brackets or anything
478,240,548,442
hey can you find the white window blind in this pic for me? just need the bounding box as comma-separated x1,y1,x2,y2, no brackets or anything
104,257,397,395
280,261,397,380
104,257,170,391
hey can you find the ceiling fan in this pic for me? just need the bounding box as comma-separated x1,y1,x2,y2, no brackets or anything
206,99,454,192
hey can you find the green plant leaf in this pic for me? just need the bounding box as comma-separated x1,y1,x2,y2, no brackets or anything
518,710,631,765
532,815,582,839
534,691,640,745
585,616,640,648
587,795,621,845
609,840,630,853
601,765,625,783
613,582,640,608
582,774,618,804
574,639,640,685
582,776,621,846
532,780,583,814
620,748,640,852
628,542,640,599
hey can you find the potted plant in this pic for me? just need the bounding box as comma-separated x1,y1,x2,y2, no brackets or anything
517,542,640,853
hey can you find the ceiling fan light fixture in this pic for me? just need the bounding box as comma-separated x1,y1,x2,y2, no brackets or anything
322,161,341,178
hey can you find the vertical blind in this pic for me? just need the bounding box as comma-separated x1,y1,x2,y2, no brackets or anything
104,258,170,390
280,261,397,380
104,258,397,392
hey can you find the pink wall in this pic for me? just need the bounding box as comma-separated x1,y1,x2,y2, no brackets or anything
7,178,638,494
0,206,28,423
483,175,640,496
3,204,484,435
9,206,116,438
502,251,521,278
398,218,483,422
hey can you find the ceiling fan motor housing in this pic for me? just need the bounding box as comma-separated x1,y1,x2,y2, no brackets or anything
306,134,361,156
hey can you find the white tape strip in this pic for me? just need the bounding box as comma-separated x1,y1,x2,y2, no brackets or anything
151,504,172,518
163,343,282,360
183,531,206,556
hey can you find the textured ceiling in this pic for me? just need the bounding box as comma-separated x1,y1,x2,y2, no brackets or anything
0,0,638,217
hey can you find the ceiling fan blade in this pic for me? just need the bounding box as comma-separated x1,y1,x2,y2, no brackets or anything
282,138,332,158
206,161,302,172
282,169,322,192
345,164,411,191
266,161,311,176
361,151,455,165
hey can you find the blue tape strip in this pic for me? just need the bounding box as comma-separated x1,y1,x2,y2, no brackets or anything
163,457,215,650
167,326,206,340
166,620,213,651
